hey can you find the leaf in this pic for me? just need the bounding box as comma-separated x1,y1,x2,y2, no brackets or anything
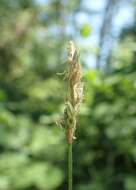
80,24,92,37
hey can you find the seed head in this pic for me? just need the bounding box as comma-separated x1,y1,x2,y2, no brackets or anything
58,41,83,144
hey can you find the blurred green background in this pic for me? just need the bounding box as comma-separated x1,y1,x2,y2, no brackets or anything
0,0,136,190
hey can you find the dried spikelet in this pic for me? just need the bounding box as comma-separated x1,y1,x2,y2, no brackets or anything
66,41,83,143
67,41,76,63
67,41,83,111
58,41,83,144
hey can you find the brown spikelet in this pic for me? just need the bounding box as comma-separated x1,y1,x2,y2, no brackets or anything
58,41,83,144
67,41,83,112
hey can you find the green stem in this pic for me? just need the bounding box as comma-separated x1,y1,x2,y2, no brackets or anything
68,143,73,190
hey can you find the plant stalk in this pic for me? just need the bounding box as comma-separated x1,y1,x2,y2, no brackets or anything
68,142,73,190
58,41,83,190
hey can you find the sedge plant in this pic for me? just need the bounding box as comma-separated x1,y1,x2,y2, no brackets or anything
57,41,83,190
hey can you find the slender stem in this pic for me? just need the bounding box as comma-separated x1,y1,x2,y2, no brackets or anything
68,143,73,190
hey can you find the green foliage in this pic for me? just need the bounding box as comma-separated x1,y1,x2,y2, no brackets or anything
76,68,136,190
0,0,136,190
